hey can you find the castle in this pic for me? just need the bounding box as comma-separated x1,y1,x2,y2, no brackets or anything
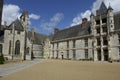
44,2,120,61
0,1,120,61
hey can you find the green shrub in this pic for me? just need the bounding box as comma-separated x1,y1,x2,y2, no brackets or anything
0,54,5,64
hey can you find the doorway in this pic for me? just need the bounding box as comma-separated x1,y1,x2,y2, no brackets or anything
103,49,109,61
15,40,20,55
97,49,101,61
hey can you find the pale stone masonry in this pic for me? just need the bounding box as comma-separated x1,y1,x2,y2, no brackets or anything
0,1,120,61
46,2,120,61
0,10,47,60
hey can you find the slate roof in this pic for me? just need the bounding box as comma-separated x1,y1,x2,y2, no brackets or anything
52,22,91,41
28,31,48,45
52,11,120,41
98,2,108,15
114,11,120,30
8,19,24,31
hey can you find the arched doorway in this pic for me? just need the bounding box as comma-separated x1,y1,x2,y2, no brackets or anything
15,40,20,55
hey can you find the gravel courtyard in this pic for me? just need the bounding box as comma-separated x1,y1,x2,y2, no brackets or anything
0,59,120,80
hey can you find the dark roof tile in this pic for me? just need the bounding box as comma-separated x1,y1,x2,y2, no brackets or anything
114,12,120,30
28,31,48,44
52,22,91,41
8,19,24,31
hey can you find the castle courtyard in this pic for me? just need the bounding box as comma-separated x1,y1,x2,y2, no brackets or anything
0,59,120,80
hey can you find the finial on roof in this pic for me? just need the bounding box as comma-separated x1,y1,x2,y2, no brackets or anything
108,3,113,10
90,12,94,17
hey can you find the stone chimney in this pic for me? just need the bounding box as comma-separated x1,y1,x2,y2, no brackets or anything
82,18,88,27
54,28,59,34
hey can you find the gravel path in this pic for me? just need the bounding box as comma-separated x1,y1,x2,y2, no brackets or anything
0,59,42,77
0,60,120,80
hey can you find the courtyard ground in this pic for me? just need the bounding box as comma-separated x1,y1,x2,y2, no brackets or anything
0,59,120,80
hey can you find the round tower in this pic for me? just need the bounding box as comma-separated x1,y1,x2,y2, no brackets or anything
107,4,114,32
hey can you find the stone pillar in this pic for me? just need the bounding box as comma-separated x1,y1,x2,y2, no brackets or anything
101,48,104,61
94,49,98,61
101,36,104,61
108,36,111,60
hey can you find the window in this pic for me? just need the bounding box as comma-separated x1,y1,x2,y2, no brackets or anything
111,20,112,23
73,50,76,59
85,49,88,59
111,25,113,28
73,40,75,48
102,18,107,23
97,38,101,46
96,27,100,34
96,20,100,25
85,38,88,47
56,51,58,59
103,27,107,33
15,40,20,55
57,43,59,49
9,40,11,54
53,44,54,49
67,50,69,59
67,41,69,48
103,37,108,45
26,47,30,55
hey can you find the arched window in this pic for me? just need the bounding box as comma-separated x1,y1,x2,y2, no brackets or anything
9,40,11,54
26,47,30,54
0,44,2,53
15,40,20,55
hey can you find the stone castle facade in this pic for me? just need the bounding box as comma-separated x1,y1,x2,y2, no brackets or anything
44,2,120,61
0,1,120,61
0,10,47,60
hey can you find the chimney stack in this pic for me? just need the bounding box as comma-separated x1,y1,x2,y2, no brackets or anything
54,28,59,34
82,18,88,27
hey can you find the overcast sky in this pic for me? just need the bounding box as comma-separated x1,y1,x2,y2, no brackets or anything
2,0,120,34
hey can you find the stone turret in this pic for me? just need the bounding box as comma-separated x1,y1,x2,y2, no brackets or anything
20,10,29,31
107,4,114,32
